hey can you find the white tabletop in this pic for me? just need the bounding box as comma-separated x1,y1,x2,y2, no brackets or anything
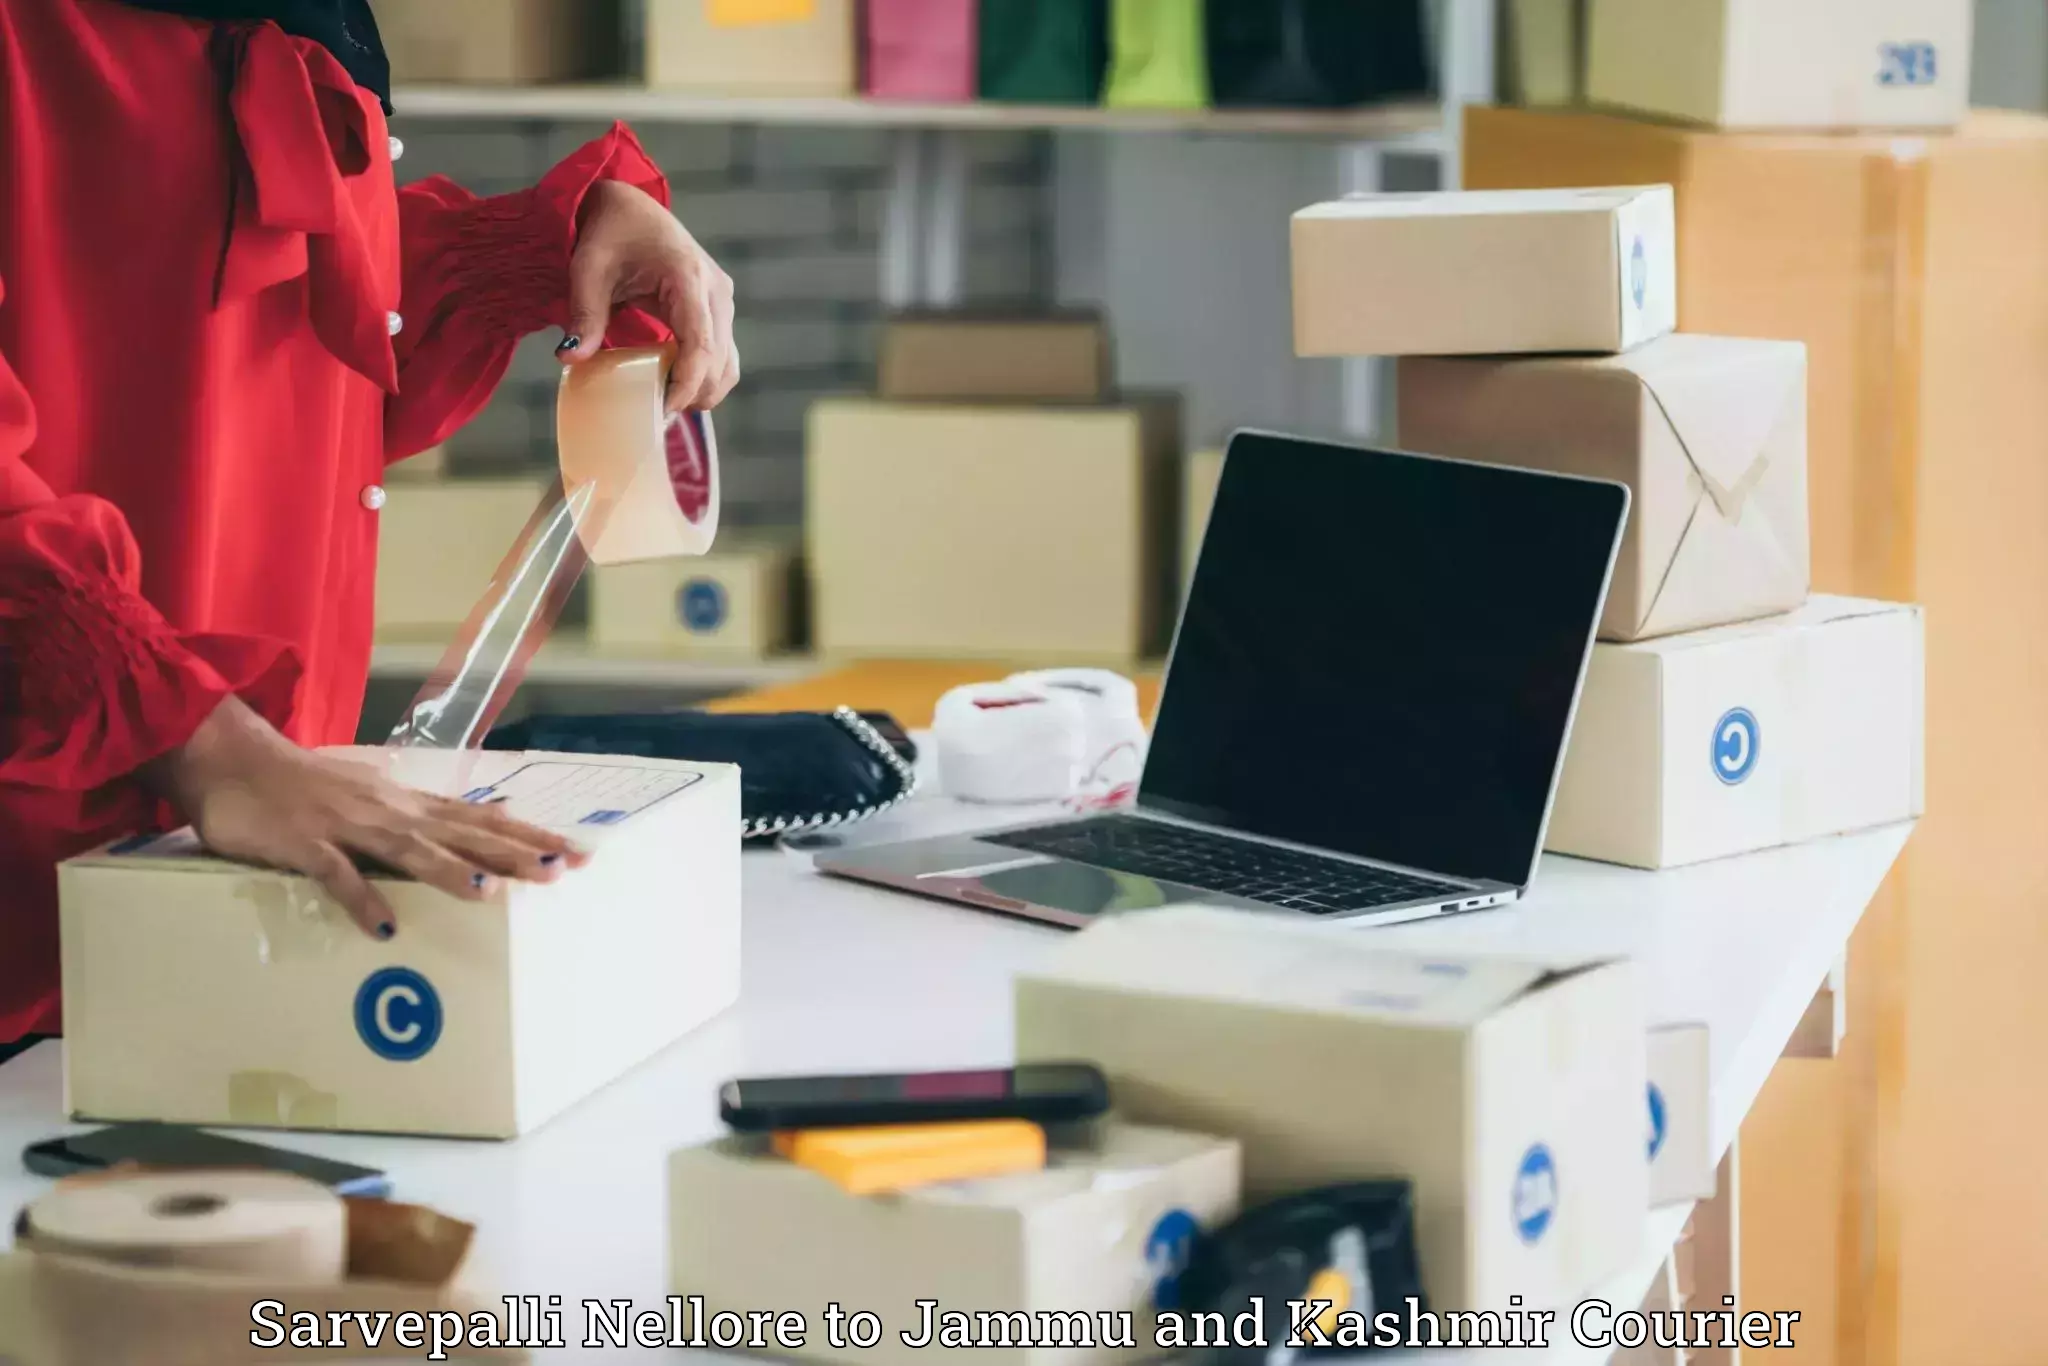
0,790,1910,1365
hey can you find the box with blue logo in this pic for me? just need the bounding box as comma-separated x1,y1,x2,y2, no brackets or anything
1547,596,1925,869
1290,186,1676,358
667,1121,1240,1366
1014,909,1648,1313
56,747,741,1140
588,533,799,658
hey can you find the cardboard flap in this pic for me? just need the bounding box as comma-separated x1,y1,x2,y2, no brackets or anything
1638,342,1801,521
1635,482,1803,639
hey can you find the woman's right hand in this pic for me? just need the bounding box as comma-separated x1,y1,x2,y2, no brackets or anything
143,697,589,941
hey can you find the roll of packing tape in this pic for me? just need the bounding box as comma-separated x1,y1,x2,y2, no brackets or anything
557,343,720,565
1007,669,1148,790
935,682,1087,805
21,1171,349,1281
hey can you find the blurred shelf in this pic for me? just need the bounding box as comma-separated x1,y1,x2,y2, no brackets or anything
390,84,1446,143
369,640,820,691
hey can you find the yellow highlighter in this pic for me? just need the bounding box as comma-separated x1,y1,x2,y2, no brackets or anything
773,1120,1047,1196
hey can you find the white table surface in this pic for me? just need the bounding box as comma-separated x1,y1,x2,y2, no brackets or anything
0,785,1911,1365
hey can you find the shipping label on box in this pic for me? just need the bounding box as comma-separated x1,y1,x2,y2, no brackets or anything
1647,1023,1714,1207
59,749,741,1140
1291,185,1676,357
1400,334,1810,642
670,1122,1240,1366
647,0,856,93
590,537,798,657
1548,596,1925,869
1015,908,1648,1312
1587,0,1972,131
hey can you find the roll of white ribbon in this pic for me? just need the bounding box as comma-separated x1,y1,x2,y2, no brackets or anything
22,1171,349,1281
934,681,1088,804
556,342,721,565
1006,669,1148,789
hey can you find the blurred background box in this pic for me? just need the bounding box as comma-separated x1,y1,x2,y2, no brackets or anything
864,0,978,101
1291,186,1676,357
1498,0,1585,106
1548,598,1925,870
1181,447,1222,591
589,535,800,658
1102,0,1211,109
878,314,1111,403
979,0,1107,104
806,398,1180,662
384,444,448,483
1586,0,1973,130
646,0,858,95
374,477,548,641
378,0,623,84
1203,0,1430,108
1399,335,1810,642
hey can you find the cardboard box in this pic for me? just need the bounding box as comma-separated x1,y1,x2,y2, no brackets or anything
1014,908,1648,1312
669,1122,1241,1366
1180,448,1223,591
1291,187,1677,357
1549,597,1924,869
1648,1024,1714,1208
589,535,799,658
1399,334,1810,642
879,314,1111,404
806,399,1180,662
386,444,449,483
379,0,621,84
58,749,741,1140
1501,0,1586,107
1586,0,1972,131
646,0,857,95
375,478,547,641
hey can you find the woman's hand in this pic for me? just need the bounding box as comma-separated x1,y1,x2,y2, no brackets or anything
558,179,740,415
143,698,589,941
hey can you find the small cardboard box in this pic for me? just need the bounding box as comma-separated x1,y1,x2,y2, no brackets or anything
646,0,857,95
1586,0,1972,131
589,535,799,658
1015,908,1648,1312
1501,0,1586,107
58,749,740,1140
668,1122,1241,1366
375,478,547,641
806,399,1180,662
380,0,621,83
1398,334,1810,642
1291,186,1676,358
1549,596,1925,869
879,314,1112,404
1180,448,1223,591
1648,1024,1715,1208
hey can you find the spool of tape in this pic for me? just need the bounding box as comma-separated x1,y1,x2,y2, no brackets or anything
1007,669,1148,790
934,682,1087,804
21,1171,349,1281
557,343,720,565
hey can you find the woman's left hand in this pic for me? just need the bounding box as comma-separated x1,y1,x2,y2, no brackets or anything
557,180,740,414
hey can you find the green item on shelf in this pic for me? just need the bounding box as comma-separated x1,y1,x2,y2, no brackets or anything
979,0,1107,104
1102,0,1210,109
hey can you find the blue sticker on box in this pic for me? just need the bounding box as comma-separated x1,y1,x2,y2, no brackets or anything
1144,1209,1200,1310
354,968,443,1062
1878,41,1938,87
678,578,728,634
1513,1144,1558,1245
1648,1083,1668,1161
1630,236,1648,311
1712,707,1760,786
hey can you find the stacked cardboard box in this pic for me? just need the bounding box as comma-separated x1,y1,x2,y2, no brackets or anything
806,314,1182,664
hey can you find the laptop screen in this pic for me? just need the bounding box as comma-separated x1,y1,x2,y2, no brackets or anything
1141,434,1627,889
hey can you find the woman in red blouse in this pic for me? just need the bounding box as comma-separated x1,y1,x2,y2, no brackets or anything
0,0,741,1052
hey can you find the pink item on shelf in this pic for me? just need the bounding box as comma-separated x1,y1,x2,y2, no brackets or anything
863,0,978,101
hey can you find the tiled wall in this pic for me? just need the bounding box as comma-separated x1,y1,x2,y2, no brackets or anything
389,118,1058,526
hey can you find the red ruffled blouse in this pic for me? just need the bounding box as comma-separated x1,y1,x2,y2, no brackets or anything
0,1,671,1041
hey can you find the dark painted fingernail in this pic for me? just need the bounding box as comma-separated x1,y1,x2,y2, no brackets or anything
556,334,582,356
540,853,562,867
376,923,396,941
471,872,488,889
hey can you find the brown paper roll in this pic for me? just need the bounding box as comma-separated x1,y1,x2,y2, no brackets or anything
21,1171,348,1282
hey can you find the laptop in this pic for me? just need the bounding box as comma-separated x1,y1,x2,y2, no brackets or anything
817,431,1630,930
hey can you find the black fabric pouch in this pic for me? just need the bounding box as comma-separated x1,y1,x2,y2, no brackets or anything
1204,0,1430,107
485,708,918,843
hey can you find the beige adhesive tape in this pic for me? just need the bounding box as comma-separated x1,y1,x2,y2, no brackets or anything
557,342,721,566
236,876,346,965
228,1072,341,1131
21,1172,348,1282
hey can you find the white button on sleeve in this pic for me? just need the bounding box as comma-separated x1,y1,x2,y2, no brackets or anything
361,485,387,511
387,311,404,337
388,135,405,163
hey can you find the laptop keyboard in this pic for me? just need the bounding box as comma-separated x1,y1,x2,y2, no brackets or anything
981,815,1469,916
